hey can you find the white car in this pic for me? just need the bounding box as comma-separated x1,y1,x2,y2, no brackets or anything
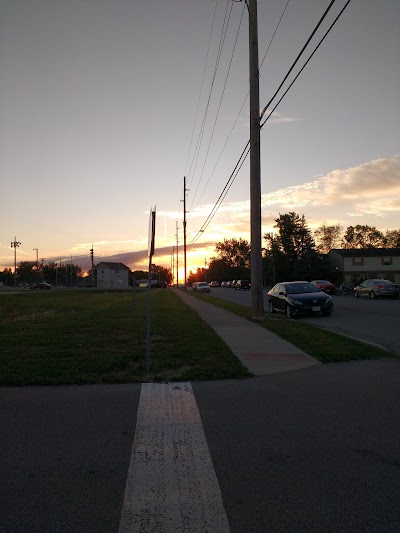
209,281,220,287
197,282,210,293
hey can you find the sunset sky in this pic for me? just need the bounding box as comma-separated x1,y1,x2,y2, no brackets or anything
1,0,399,279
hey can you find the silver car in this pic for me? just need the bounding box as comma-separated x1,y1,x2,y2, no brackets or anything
197,282,210,293
353,279,399,299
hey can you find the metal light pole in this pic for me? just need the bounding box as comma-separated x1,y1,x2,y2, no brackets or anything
248,0,264,318
11,237,21,288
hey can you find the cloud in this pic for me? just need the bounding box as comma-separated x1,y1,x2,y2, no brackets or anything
260,156,400,215
179,156,400,239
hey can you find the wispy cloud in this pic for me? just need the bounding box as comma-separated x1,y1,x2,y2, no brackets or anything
181,156,400,237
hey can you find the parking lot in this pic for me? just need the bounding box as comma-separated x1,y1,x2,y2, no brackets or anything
208,287,400,356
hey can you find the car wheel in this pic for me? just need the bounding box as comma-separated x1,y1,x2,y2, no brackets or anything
285,304,293,318
354,291,359,298
268,300,276,314
370,291,376,299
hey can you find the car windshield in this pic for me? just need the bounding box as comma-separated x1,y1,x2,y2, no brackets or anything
317,280,332,284
285,283,320,294
198,282,208,286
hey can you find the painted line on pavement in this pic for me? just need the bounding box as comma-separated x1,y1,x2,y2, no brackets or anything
118,382,230,532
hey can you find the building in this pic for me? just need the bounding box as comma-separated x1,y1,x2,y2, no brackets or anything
327,248,400,286
96,262,130,289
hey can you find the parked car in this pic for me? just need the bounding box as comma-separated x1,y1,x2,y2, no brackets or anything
30,282,53,290
353,279,399,299
229,280,238,288
220,281,229,288
209,281,220,287
235,280,250,290
267,281,333,317
192,282,198,291
311,279,336,295
197,281,210,293
151,280,167,288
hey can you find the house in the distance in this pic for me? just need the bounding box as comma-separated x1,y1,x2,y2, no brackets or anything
327,248,400,286
96,262,130,289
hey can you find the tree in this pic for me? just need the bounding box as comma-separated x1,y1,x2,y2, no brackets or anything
264,212,328,282
314,223,343,253
384,229,400,248
342,225,385,248
152,265,173,284
214,238,251,269
0,268,13,286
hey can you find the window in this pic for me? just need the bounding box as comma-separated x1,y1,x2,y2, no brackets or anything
381,257,392,265
352,257,364,266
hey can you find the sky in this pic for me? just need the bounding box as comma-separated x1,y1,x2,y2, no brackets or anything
1,0,399,278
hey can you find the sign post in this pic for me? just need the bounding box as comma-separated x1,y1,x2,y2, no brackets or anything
146,206,156,371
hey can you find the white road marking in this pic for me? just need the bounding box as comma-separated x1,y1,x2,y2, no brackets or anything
119,382,230,532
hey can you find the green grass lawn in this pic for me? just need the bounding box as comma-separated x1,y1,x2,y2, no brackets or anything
0,289,251,385
188,291,393,363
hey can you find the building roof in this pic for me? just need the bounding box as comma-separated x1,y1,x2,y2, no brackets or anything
96,262,130,270
329,248,400,257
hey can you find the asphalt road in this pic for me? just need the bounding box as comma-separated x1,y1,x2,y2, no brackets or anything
1,360,400,532
208,288,400,355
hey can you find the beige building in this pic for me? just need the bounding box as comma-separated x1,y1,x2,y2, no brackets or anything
327,248,400,285
96,262,130,289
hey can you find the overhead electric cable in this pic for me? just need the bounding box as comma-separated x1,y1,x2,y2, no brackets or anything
190,1,246,210
261,0,352,128
187,0,233,189
190,0,352,244
260,0,336,121
191,0,290,211
184,1,218,177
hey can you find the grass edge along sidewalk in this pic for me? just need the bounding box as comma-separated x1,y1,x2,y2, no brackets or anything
187,290,392,363
0,289,251,386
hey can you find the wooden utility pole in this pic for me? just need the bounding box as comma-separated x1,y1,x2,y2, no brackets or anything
175,222,179,287
249,0,264,318
183,176,187,290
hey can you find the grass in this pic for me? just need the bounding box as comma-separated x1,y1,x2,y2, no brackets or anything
0,289,251,385
188,291,393,363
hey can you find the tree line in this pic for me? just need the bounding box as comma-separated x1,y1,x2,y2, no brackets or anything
0,262,173,287
188,213,400,286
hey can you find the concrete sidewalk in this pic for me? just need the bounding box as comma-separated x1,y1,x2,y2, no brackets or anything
175,289,320,375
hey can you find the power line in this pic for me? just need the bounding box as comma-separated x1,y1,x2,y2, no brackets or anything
191,0,291,212
190,0,353,244
260,0,337,121
261,0,353,129
186,1,233,190
190,1,246,210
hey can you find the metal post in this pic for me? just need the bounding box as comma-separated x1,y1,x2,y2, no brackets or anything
249,0,264,318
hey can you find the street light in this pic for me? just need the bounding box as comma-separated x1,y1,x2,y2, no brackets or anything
11,237,21,288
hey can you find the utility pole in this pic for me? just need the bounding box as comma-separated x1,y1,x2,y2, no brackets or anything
90,245,94,287
172,246,175,285
33,248,39,282
11,237,21,288
204,259,207,282
39,258,46,281
248,0,264,318
183,176,187,290
175,222,179,287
